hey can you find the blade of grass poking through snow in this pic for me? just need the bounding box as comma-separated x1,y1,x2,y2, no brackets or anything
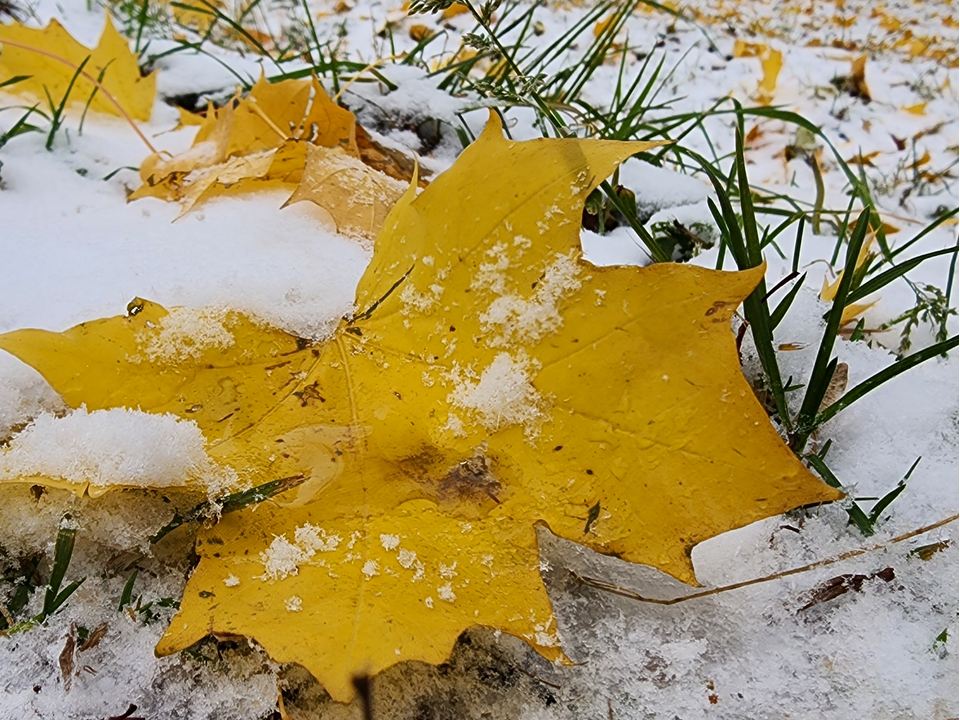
887,207,959,262
0,75,31,88
806,450,874,536
149,474,307,544
770,273,806,331
0,104,42,149
845,246,959,306
691,134,792,428
45,55,90,150
118,570,138,610
813,334,959,429
42,520,84,619
792,209,871,451
868,457,920,525
78,62,111,136
2,520,88,635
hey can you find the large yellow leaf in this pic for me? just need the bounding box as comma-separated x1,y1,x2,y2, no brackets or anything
0,113,841,702
0,13,156,122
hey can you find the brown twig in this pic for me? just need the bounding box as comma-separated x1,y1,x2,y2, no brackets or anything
575,514,958,605
0,38,159,154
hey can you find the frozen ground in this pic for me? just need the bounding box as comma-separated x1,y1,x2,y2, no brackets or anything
0,0,957,718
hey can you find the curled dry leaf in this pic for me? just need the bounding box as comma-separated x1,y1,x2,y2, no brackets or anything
282,144,408,240
0,113,841,702
132,74,357,215
0,12,156,121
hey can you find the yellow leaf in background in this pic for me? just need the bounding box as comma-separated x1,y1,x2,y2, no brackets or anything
733,39,765,58
166,0,225,31
408,24,433,42
733,41,781,102
758,48,782,100
594,14,615,37
282,145,407,240
132,75,357,213
440,2,469,19
840,300,878,326
0,13,156,121
0,113,841,702
820,233,878,324
902,102,927,115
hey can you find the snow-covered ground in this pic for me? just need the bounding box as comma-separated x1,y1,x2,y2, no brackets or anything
0,0,957,717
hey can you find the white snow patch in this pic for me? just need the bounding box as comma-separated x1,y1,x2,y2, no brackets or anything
380,533,401,551
447,352,546,436
479,251,582,346
136,306,235,363
362,560,380,578
0,408,217,489
285,596,303,612
223,575,240,587
437,582,456,603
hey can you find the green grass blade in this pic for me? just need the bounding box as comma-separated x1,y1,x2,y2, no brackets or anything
815,335,959,428
793,209,871,445
806,453,874,536
846,246,958,306
770,273,806,330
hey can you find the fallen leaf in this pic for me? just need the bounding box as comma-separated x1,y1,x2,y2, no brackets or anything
0,12,156,121
833,54,871,103
132,74,357,213
0,113,841,702
902,102,927,115
408,24,433,42
440,3,469,19
732,40,781,101
282,144,408,240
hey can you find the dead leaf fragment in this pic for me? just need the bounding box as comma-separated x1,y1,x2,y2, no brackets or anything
0,113,841,702
0,12,156,121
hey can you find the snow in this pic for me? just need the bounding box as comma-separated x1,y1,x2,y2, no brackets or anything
0,0,957,717
0,408,214,488
447,351,546,436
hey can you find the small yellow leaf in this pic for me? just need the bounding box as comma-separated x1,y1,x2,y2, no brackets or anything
282,145,407,240
758,48,782,99
440,3,469,19
0,13,156,121
902,102,927,115
840,300,878,326
408,24,433,42
594,14,615,37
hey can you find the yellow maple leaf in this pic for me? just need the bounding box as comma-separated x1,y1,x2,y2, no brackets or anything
0,12,156,121
0,114,841,702
132,74,357,213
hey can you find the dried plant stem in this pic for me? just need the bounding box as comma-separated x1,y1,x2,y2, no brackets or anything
245,95,289,141
575,514,958,605
0,38,159,155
